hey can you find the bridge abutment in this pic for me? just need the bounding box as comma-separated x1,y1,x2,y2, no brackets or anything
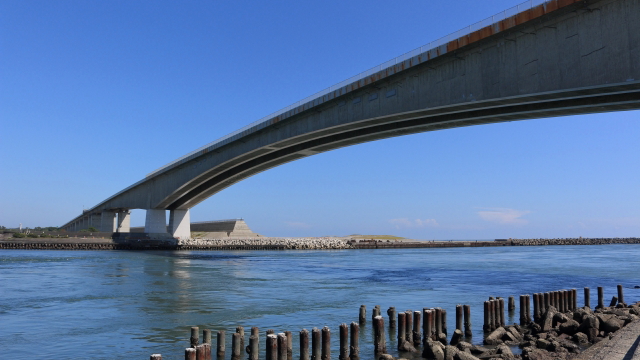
145,209,169,238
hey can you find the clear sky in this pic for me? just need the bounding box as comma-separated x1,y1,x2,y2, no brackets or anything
1,0,638,239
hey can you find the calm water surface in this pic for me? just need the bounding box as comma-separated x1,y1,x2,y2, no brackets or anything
1,245,639,359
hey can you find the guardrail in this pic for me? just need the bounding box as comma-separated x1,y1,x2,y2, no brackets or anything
145,0,561,179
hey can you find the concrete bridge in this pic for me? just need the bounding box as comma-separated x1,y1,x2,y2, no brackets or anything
61,0,640,240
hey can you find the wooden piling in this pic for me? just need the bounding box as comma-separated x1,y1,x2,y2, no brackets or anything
562,290,568,312
237,327,245,357
300,329,309,360
339,324,348,360
435,308,443,335
519,295,525,325
197,344,209,360
483,301,490,332
455,305,463,331
151,355,162,360
610,296,618,307
191,327,200,348
597,287,604,309
533,294,540,322
404,310,413,343
312,328,321,360
387,307,396,327
321,327,331,360
584,287,591,308
441,309,448,336
463,305,472,337
488,300,495,331
217,331,226,360
232,332,242,360
267,334,278,360
372,305,381,322
508,296,515,312
617,284,625,304
204,329,212,345
349,322,359,360
424,309,434,342
204,343,212,360
498,298,505,327
185,348,196,360
278,333,288,360
526,295,531,323
359,305,366,324
249,335,259,360
285,331,293,360
373,315,386,354
397,312,406,349
413,310,422,345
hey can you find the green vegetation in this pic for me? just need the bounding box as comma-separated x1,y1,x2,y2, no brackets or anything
80,227,99,232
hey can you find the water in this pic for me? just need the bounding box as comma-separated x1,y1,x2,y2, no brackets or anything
0,245,638,359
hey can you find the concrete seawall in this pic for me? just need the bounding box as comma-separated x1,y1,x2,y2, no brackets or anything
0,237,638,250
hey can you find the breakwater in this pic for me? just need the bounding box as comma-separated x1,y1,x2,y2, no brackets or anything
150,284,640,360
0,237,638,250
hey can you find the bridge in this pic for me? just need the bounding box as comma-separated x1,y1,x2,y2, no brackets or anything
61,0,640,240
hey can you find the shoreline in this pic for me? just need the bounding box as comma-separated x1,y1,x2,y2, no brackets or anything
0,237,638,251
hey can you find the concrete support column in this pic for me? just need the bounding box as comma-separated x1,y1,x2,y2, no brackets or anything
169,209,191,241
101,211,117,232
116,210,131,233
145,209,167,235
90,213,102,228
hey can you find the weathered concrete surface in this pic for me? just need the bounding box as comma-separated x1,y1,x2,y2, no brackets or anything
572,320,640,360
61,0,640,231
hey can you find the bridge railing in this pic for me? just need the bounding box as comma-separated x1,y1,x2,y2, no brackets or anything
144,0,550,178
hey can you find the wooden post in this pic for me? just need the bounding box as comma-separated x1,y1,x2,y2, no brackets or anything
387,307,396,328
483,301,490,332
584,287,591,308
192,327,200,348
617,284,625,304
508,296,515,312
526,295,532,323
237,327,245,358
373,315,386,354
311,328,321,360
533,294,540,322
435,308,442,335
285,331,293,360
404,310,413,344
397,312,406,350
232,332,242,360
543,292,549,311
197,344,208,360
562,290,568,312
278,333,288,360
185,348,196,360
441,309,448,336
217,330,226,360
519,295,525,325
349,322,359,360
249,335,259,360
321,326,331,360
204,329,212,345
597,287,604,309
359,305,366,324
339,324,348,360
413,310,422,345
455,305,463,331
300,329,309,360
539,293,546,315
498,298,505,327
424,309,433,342
150,355,162,360
252,327,259,338
372,305,381,322
610,296,618,307
267,334,278,360
488,300,495,331
463,305,472,337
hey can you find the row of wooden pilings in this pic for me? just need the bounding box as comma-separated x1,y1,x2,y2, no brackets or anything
149,285,628,360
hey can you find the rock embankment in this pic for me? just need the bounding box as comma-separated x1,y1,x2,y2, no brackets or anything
511,238,640,246
179,237,353,250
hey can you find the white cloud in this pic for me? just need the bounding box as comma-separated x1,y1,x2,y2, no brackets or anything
477,208,530,225
389,218,439,229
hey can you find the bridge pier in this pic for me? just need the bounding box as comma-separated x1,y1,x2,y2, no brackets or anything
169,209,191,240
145,209,168,238
100,211,117,232
116,210,131,232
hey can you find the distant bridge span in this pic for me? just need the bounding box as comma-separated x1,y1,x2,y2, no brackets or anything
62,0,640,239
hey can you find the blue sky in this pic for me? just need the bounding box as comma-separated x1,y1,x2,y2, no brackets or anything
1,0,638,239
